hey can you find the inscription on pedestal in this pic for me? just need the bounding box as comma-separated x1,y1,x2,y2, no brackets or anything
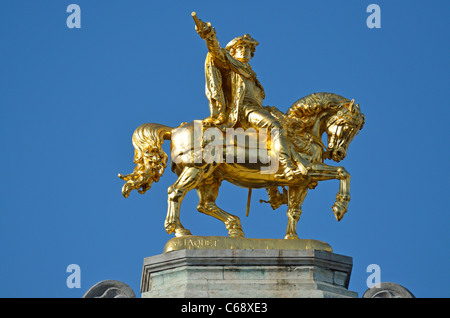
163,236,333,253
172,237,219,249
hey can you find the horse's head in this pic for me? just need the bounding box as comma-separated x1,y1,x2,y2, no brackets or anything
324,99,365,162
286,93,365,163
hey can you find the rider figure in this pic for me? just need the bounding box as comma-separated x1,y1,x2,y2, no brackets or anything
195,20,306,180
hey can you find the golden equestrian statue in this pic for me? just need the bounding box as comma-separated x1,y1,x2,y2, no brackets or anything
119,13,365,243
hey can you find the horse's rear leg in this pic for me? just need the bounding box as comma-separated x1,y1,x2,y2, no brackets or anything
285,186,308,239
165,166,207,237
196,179,245,238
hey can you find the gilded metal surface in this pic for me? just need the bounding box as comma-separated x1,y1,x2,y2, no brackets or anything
119,13,365,243
163,236,332,253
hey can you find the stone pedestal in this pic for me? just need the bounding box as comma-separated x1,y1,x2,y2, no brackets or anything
140,249,358,298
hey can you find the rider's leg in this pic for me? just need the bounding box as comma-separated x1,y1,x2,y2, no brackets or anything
245,109,305,180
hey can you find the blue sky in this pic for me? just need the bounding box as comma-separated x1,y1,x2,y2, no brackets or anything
0,0,448,298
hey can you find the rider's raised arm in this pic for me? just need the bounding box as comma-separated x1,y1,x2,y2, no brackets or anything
194,17,228,66
205,29,228,65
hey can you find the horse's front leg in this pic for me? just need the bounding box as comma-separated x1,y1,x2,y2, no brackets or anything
285,186,308,239
332,167,351,221
308,163,351,221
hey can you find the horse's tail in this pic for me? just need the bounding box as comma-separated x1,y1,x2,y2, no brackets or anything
118,123,172,198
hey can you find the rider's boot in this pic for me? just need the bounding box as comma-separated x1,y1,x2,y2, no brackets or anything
274,128,308,181
278,153,306,181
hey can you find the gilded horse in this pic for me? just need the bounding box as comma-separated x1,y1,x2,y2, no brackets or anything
119,92,364,239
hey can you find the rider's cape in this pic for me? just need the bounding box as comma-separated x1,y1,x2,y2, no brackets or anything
204,49,265,131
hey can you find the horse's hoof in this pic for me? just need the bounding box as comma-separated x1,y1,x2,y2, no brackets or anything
229,228,245,238
175,228,192,237
284,234,299,240
332,203,346,221
164,222,176,234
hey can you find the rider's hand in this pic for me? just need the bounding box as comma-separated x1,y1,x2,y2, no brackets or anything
196,22,215,39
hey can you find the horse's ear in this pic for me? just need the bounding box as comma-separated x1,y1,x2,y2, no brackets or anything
349,99,355,113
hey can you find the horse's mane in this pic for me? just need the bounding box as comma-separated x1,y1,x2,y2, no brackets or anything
263,92,350,135
287,92,350,124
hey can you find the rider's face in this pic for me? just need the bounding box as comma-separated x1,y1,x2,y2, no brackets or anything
233,43,253,62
